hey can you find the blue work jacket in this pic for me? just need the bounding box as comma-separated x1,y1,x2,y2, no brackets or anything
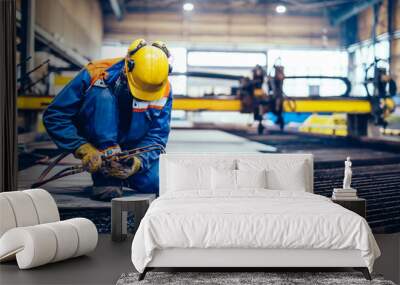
43,59,173,172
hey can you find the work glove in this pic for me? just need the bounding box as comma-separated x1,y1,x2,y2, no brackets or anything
103,156,141,180
101,145,122,158
74,143,102,173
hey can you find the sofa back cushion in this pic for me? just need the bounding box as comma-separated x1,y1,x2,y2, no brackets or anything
0,189,60,238
160,153,313,195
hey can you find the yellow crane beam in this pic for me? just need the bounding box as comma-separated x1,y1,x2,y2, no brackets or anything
282,98,372,113
172,97,373,113
17,95,378,114
172,97,242,111
18,96,54,110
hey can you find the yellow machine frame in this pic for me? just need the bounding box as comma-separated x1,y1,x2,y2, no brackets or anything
18,95,378,114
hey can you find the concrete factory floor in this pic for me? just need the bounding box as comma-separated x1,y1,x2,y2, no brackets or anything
17,130,276,208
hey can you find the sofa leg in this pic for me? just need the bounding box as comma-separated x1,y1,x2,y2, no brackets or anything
138,268,148,281
354,267,371,280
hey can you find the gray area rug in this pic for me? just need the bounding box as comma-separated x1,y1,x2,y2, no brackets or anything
116,272,396,285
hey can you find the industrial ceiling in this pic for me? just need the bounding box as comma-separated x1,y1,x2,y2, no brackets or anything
101,0,382,25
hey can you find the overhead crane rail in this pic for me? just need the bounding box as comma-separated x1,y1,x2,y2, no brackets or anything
17,94,374,114
17,64,397,137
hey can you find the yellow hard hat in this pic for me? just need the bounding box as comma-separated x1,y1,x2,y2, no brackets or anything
125,39,169,101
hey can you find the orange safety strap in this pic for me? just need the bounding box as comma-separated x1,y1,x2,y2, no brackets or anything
85,57,123,86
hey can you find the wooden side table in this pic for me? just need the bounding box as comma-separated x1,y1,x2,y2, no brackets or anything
111,194,156,242
332,197,366,218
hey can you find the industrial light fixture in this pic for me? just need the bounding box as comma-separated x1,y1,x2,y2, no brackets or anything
183,2,194,12
276,4,286,14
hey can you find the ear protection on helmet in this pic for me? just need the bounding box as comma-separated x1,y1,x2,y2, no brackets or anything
126,39,173,74
151,41,171,58
152,41,173,74
126,39,147,72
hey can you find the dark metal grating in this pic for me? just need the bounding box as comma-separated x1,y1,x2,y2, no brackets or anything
225,128,400,234
314,163,400,234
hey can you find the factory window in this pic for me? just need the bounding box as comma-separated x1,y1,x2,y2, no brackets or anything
187,51,266,97
351,40,390,96
188,51,267,68
168,47,187,96
267,49,348,97
101,44,127,58
102,44,188,96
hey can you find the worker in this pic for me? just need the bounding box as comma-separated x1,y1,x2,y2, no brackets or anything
43,39,173,201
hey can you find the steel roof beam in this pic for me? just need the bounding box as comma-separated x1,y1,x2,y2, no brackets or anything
109,0,125,21
330,0,383,26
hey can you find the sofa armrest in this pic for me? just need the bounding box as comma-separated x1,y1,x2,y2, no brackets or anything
0,218,98,269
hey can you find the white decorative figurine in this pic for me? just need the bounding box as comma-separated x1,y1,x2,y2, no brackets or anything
343,156,352,189
332,157,357,199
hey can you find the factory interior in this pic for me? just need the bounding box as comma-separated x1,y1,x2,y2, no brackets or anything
1,0,400,284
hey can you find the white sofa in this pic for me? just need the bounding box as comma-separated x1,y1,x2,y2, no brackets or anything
0,189,98,269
